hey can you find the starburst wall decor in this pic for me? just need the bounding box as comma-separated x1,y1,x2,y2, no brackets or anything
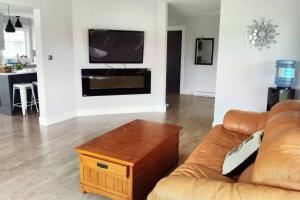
246,18,279,50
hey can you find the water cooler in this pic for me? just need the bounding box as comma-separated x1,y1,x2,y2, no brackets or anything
267,60,297,111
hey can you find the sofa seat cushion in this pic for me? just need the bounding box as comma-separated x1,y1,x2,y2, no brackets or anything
171,163,234,183
148,175,300,200
185,125,249,173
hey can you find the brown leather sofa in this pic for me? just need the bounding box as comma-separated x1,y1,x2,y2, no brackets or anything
148,100,300,200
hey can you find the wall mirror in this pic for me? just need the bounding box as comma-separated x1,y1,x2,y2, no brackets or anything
195,38,214,65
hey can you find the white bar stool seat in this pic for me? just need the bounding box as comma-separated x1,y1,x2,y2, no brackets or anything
12,83,39,116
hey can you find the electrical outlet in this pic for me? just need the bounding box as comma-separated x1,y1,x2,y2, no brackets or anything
48,55,53,60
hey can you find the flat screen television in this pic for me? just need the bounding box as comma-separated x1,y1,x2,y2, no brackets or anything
89,29,144,63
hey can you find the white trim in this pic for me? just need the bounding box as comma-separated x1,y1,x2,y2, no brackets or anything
38,105,166,126
167,26,186,95
178,90,215,97
39,105,167,126
180,89,193,95
192,91,215,98
39,112,76,126
152,105,167,112
76,105,166,117
212,118,223,127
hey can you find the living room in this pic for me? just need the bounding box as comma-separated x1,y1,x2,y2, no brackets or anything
1,0,300,199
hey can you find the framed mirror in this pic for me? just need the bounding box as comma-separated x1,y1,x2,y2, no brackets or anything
195,38,214,65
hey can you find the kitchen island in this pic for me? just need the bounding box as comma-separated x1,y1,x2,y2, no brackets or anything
0,71,37,115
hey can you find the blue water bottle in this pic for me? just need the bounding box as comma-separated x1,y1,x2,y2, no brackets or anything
275,60,296,88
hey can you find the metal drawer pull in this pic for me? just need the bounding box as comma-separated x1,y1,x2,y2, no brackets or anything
97,163,108,169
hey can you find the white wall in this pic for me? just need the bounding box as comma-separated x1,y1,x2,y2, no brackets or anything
168,14,220,97
0,14,4,51
72,0,168,116
36,1,76,125
154,0,168,108
214,0,300,124
1,0,76,125
0,0,168,125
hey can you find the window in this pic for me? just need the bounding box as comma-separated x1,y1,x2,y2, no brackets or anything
3,29,30,60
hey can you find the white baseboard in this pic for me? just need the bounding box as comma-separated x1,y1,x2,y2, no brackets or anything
39,112,76,126
212,121,220,127
76,105,167,117
152,105,167,112
192,91,215,98
180,90,193,95
180,90,215,97
38,105,166,126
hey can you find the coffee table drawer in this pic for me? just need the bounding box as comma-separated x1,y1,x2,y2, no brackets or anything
81,155,128,177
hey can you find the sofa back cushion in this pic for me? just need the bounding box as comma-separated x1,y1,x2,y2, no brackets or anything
252,100,300,191
223,110,267,135
267,100,300,121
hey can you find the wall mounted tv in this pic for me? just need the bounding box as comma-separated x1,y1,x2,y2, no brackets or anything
89,29,144,63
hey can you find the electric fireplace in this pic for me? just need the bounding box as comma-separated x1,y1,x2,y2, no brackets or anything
81,68,151,96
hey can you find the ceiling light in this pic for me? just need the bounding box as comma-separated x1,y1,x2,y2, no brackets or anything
15,16,22,28
5,5,15,33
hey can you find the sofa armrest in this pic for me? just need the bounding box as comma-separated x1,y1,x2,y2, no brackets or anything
148,175,300,200
223,110,268,135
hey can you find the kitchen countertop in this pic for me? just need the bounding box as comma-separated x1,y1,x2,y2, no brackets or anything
0,70,37,76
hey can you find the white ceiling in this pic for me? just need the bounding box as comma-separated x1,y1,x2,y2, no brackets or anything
167,0,221,18
0,0,220,20
0,3,33,18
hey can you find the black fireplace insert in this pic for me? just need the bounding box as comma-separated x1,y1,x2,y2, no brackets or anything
81,68,151,96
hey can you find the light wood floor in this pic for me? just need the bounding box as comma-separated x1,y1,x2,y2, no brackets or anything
0,94,214,200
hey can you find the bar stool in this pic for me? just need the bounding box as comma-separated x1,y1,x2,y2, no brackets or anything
31,82,39,110
12,83,39,116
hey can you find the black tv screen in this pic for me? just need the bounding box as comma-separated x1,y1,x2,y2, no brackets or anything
89,29,144,63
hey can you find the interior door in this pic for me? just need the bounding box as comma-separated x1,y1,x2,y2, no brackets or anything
166,30,182,94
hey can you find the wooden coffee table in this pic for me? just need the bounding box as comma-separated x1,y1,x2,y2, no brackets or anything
75,120,181,200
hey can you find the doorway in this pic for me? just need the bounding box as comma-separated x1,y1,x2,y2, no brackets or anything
166,30,182,94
